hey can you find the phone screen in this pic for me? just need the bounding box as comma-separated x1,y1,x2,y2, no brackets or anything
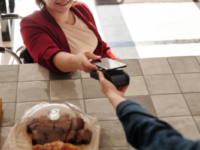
90,58,126,70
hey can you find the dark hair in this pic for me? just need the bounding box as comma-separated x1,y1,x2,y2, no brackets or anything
35,0,77,10
35,0,45,10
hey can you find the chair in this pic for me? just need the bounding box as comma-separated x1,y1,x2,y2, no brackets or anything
0,13,34,64
0,46,22,64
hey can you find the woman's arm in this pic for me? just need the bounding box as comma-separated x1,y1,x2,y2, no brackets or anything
20,16,70,73
21,16,100,73
53,51,100,73
52,52,77,73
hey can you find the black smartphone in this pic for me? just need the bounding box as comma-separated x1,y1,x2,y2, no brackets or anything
90,58,127,70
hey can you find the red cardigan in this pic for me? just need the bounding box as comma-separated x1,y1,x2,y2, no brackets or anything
20,2,117,74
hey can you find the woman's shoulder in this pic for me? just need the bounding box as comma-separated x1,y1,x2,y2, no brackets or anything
20,10,56,28
21,11,44,24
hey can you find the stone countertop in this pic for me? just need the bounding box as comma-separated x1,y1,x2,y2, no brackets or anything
1,56,200,150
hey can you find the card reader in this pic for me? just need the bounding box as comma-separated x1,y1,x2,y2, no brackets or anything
90,69,130,87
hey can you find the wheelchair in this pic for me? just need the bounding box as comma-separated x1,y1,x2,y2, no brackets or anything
0,13,34,64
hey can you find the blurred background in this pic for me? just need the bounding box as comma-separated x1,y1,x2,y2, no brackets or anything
1,0,200,64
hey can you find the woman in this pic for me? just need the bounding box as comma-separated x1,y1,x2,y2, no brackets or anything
20,0,117,74
97,71,200,150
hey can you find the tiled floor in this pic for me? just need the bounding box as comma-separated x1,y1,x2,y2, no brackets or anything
1,57,200,149
96,2,200,58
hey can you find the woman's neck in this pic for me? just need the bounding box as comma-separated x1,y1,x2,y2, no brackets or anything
47,7,74,24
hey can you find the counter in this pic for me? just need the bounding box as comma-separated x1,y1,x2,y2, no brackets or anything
1,57,200,150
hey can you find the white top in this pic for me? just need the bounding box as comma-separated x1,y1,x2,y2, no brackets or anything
56,13,98,55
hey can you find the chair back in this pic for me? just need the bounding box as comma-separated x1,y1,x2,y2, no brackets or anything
19,48,34,63
1,13,34,64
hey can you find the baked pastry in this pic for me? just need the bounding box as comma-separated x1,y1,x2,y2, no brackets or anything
65,143,81,150
55,122,71,133
32,130,46,145
39,116,53,123
66,130,77,143
55,115,70,123
61,133,68,141
28,115,91,146
32,144,45,150
76,129,92,144
47,133,62,143
32,141,81,150
71,118,84,131
37,123,54,133
27,118,39,133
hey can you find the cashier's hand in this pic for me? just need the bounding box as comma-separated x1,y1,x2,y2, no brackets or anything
97,71,128,109
73,52,100,73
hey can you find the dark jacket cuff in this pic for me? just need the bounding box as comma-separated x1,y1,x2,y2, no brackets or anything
117,100,140,116
116,100,155,118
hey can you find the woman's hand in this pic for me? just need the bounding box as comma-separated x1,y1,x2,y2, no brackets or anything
97,71,128,109
73,52,101,73
53,51,100,73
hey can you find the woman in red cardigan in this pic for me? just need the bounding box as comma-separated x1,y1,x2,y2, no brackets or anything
20,0,117,74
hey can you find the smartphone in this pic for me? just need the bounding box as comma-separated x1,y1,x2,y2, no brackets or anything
90,58,127,70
